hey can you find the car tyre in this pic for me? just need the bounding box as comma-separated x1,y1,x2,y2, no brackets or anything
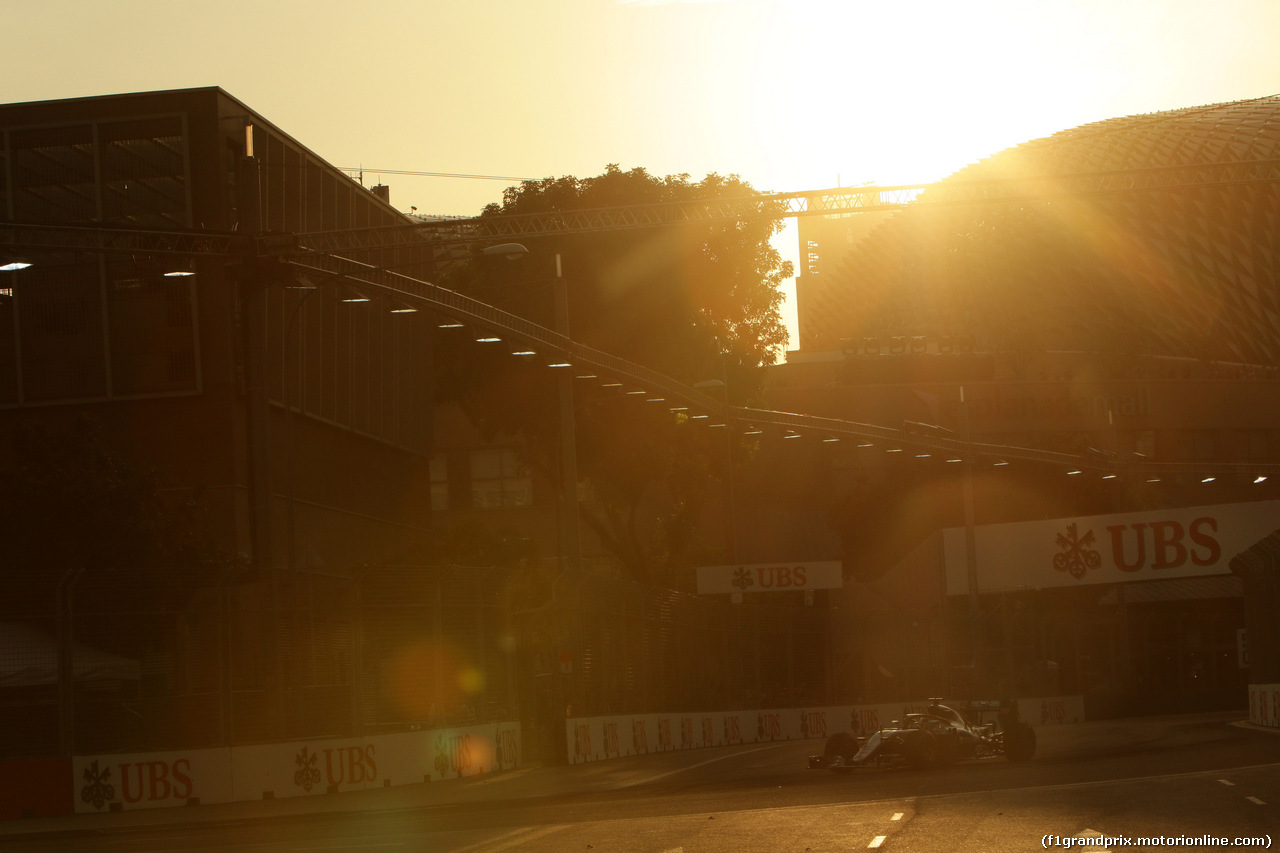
909,730,940,768
1004,723,1037,761
823,732,858,770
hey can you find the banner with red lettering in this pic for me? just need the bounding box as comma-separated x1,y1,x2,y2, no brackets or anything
232,721,522,801
943,500,1280,594
73,748,233,813
696,561,842,595
1249,683,1280,727
73,722,521,812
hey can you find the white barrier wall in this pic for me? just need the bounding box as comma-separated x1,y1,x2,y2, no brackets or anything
566,697,1084,765
73,747,234,811
73,721,521,813
1249,684,1280,727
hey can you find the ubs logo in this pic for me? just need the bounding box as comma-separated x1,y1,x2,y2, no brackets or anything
81,758,195,808
573,725,592,761
1053,517,1222,580
80,760,115,810
1106,518,1220,571
435,734,472,776
1053,523,1101,579
632,720,648,754
295,746,322,792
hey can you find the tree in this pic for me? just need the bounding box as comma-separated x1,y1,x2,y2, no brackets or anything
438,166,793,588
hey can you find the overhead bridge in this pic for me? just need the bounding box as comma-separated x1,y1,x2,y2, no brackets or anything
5,162,1280,479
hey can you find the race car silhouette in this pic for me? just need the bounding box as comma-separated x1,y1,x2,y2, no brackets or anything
809,698,1036,770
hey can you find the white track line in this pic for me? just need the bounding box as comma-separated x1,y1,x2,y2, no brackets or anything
616,744,786,788
447,825,569,853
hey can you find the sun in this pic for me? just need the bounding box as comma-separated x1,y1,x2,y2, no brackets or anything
700,1,1137,192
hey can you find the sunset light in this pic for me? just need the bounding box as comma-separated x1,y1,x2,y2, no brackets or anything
4,1,1280,846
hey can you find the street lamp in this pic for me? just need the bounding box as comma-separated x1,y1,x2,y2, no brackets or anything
481,243,529,261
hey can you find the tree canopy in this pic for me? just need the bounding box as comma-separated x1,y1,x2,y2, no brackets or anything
437,166,793,588
468,165,791,388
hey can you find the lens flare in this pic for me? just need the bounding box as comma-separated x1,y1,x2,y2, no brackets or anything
383,640,487,721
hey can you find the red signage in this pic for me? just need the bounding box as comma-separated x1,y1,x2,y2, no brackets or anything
945,501,1280,593
696,561,842,595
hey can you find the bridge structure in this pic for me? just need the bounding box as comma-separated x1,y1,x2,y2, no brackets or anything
5,162,1280,481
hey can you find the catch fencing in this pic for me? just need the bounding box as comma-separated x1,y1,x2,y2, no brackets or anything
535,572,830,719
0,564,830,760
0,565,512,757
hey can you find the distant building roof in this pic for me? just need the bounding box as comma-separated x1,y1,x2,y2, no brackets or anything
801,96,1280,366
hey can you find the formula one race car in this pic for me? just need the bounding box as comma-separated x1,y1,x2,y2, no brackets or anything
808,699,1036,771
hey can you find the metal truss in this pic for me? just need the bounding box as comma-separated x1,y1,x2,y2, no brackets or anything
5,165,1280,479
287,256,1280,480
5,159,1278,261
0,221,242,258
293,158,1280,255
286,254,728,414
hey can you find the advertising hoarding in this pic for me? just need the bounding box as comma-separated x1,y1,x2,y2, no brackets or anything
943,500,1280,595
696,561,842,595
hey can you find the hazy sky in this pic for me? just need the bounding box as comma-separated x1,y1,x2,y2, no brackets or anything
4,0,1279,348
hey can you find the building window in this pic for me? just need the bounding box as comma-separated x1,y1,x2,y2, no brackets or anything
1133,430,1157,460
470,448,532,509
1119,429,1157,460
1230,430,1269,462
1175,430,1215,462
430,453,449,512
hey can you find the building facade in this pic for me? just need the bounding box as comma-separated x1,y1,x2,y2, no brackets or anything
0,88,529,756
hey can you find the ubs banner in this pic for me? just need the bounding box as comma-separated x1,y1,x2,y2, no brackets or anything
1250,684,1280,727
72,721,521,813
943,500,1280,595
696,561,843,595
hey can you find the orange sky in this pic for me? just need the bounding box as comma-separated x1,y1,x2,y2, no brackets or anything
4,0,1279,351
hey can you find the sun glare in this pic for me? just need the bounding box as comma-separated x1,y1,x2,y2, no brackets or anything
695,1,1134,192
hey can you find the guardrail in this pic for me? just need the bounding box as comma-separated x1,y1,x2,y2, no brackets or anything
565,696,1086,765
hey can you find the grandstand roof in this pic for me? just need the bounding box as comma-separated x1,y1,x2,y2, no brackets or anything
803,96,1280,366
